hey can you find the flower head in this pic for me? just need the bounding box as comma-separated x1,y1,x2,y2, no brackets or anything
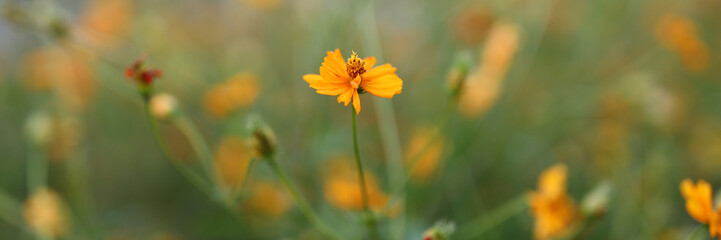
23,188,69,238
680,178,721,239
680,179,714,224
528,164,578,240
303,49,403,114
126,55,162,100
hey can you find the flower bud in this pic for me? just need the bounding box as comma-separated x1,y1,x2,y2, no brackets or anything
25,111,52,147
246,115,276,158
446,52,472,97
23,188,69,238
581,181,612,217
149,93,178,120
422,220,456,240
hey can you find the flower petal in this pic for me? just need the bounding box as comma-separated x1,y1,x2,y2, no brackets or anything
363,64,396,80
322,49,349,80
337,89,354,106
352,91,361,114
361,74,403,98
364,57,376,70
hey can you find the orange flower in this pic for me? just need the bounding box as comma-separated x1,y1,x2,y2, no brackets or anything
680,179,714,224
404,127,444,182
23,188,69,238
203,73,259,118
214,136,253,191
528,164,578,240
655,14,710,73
244,181,291,217
680,179,721,239
303,49,403,114
323,157,389,211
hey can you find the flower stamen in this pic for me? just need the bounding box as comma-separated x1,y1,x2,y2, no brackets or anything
346,51,366,79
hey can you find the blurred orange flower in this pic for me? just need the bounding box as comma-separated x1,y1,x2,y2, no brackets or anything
23,188,69,238
528,164,578,240
680,179,713,224
680,178,721,239
459,22,519,118
404,127,444,183
214,136,253,191
244,181,291,217
303,49,403,114
323,157,389,212
21,45,96,110
203,73,259,118
242,0,283,10
454,6,494,45
655,14,710,73
80,0,133,47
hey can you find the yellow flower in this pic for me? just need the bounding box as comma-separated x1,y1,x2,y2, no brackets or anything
244,181,291,217
404,127,444,182
323,157,389,211
459,22,519,118
655,14,710,73
23,188,69,238
214,136,253,191
80,0,133,47
680,179,713,224
149,93,178,119
528,164,578,240
680,179,721,239
203,73,259,118
303,49,403,114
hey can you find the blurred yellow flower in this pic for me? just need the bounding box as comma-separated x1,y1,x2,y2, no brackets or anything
655,14,710,73
323,157,389,211
679,179,721,239
21,45,96,110
303,49,403,114
80,0,133,47
453,6,493,45
214,136,253,191
528,164,578,240
404,127,444,183
23,188,69,238
244,181,291,217
459,22,519,118
680,179,713,224
150,93,178,119
203,73,259,118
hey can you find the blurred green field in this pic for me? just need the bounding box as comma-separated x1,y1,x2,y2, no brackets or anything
0,0,720,239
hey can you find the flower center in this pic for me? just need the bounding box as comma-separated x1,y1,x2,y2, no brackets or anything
346,51,366,79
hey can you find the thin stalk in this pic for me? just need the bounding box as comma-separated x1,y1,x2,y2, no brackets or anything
686,225,706,240
455,194,528,239
0,190,26,231
143,102,214,198
231,158,257,205
26,142,47,193
173,113,219,196
265,156,342,240
351,106,380,240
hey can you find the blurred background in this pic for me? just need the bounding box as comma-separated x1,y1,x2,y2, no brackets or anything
0,0,720,239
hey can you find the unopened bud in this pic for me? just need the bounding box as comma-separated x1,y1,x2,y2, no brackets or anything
149,93,178,120
246,115,276,158
25,111,52,147
446,52,472,97
422,220,455,240
581,181,612,217
23,188,69,238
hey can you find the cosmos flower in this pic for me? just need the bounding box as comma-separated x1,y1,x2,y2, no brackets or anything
303,49,403,114
528,164,578,240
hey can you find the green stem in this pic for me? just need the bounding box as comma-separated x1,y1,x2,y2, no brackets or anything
686,225,706,240
26,142,47,193
455,194,528,239
231,158,257,205
266,156,342,240
143,102,214,198
351,106,380,240
173,113,219,196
